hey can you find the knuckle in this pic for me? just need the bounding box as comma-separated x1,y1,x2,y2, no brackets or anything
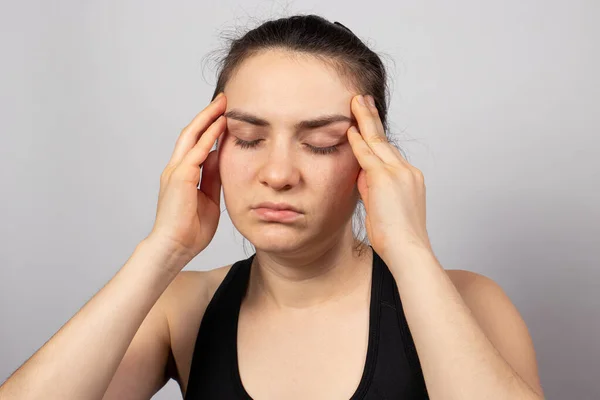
161,165,173,178
412,168,425,181
160,165,176,182
171,165,198,184
370,135,388,144
398,167,413,180
171,166,185,180
160,170,169,183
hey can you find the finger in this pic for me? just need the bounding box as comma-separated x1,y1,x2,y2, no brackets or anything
389,143,409,165
168,93,226,166
199,149,222,208
182,115,227,169
351,95,399,165
347,125,381,171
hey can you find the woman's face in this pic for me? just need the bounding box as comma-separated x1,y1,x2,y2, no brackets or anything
217,49,362,253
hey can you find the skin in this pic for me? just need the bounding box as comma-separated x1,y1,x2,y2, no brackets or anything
0,48,544,400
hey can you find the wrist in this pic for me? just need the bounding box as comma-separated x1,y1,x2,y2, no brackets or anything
136,235,194,276
382,242,439,273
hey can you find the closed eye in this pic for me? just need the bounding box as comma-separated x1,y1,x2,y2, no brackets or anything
233,138,339,155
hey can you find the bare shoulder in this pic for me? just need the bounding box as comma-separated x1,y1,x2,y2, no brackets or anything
203,263,236,298
444,268,514,311
161,263,235,321
444,268,515,305
445,269,544,397
159,263,235,393
445,269,486,292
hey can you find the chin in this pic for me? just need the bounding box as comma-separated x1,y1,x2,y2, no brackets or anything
240,225,313,253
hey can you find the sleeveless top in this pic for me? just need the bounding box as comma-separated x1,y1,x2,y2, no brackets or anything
184,246,429,399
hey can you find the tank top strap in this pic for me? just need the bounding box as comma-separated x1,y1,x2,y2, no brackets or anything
184,253,256,400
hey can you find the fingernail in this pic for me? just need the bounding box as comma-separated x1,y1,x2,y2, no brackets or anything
357,95,366,106
366,95,375,108
213,92,223,102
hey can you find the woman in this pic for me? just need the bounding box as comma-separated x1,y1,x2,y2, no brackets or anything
0,15,544,400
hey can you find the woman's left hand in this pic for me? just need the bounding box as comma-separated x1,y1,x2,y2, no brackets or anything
347,94,432,262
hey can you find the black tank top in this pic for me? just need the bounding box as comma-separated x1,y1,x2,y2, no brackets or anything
184,246,429,399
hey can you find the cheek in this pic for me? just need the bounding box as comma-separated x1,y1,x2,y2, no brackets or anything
217,141,252,184
313,155,361,197
218,150,252,217
333,151,361,183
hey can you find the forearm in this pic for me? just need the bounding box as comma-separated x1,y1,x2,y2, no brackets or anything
385,246,542,400
0,236,190,400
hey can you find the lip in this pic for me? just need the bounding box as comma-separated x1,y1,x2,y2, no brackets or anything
251,202,303,223
252,201,302,213
252,208,302,222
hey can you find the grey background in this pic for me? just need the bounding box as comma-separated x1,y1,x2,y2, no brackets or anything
1,0,598,399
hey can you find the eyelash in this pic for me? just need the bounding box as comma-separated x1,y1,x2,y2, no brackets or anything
233,138,339,155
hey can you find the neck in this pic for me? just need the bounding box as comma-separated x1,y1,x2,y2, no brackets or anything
246,231,372,311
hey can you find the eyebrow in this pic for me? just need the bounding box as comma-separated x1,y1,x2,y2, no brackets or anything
223,109,355,130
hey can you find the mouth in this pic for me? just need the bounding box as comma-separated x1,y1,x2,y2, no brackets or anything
251,202,303,223
252,208,302,222
252,201,302,213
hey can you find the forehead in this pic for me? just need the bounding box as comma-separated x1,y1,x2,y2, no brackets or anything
223,50,356,120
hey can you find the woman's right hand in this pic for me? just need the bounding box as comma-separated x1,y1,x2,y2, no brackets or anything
146,93,227,264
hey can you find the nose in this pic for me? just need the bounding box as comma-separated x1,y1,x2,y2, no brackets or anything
257,143,301,191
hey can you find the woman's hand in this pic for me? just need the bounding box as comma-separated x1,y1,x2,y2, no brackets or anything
147,93,227,264
347,94,432,262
